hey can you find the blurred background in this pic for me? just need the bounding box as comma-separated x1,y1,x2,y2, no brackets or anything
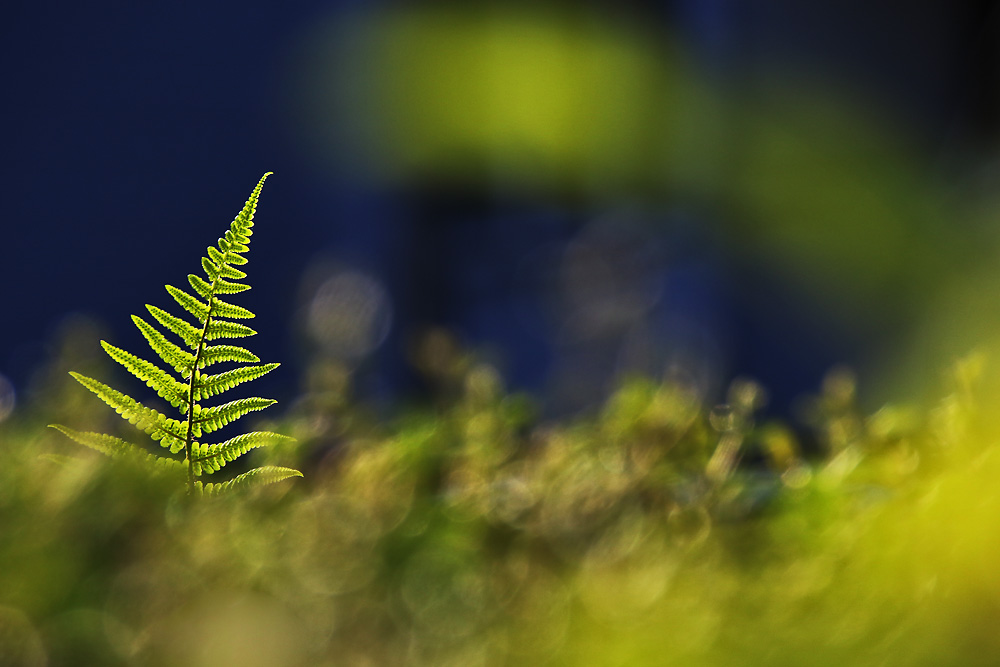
4,0,1000,423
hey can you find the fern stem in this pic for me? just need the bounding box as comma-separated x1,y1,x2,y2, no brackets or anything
184,282,219,494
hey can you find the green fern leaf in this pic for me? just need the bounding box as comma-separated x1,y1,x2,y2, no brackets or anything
100,341,189,409
221,235,250,254
213,279,251,295
145,304,201,348
194,364,279,401
132,315,196,374
188,274,214,300
194,273,250,296
201,256,218,279
48,425,185,474
190,431,294,476
165,284,210,322
205,320,256,341
190,273,250,298
207,249,249,275
210,297,255,320
194,397,276,435
199,344,260,368
52,173,301,495
50,424,143,459
208,245,247,267
197,466,303,496
68,372,187,452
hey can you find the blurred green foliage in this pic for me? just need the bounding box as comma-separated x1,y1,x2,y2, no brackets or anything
4,324,1000,666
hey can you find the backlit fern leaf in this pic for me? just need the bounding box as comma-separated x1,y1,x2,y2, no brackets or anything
132,315,196,375
204,320,257,341
50,173,301,495
190,432,294,476
68,372,187,451
145,305,201,348
49,425,186,475
196,466,303,496
194,364,279,401
199,344,259,368
209,297,255,320
100,341,189,409
194,397,276,435
165,284,210,321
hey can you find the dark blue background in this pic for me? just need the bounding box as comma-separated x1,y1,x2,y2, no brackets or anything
3,0,997,417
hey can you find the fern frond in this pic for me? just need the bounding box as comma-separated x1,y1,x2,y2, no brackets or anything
194,364,279,401
221,234,250,254
165,284,210,322
209,297,255,320
132,315,196,375
55,172,300,496
145,305,201,348
49,424,143,458
68,373,187,453
47,425,185,473
201,255,220,279
188,274,214,300
164,286,256,324
197,466,303,496
202,255,248,281
214,279,251,295
198,344,260,368
209,245,247,266
189,272,251,299
193,397,276,435
205,320,256,341
203,275,250,295
100,341,189,409
189,431,295,476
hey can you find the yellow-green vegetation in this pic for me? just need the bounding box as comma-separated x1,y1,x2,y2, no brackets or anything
4,334,1000,665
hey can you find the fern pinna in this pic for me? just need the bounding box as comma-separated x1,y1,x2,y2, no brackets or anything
51,173,302,495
